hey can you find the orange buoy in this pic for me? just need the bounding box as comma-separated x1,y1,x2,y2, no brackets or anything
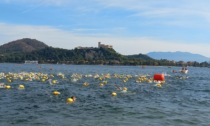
153,74,165,81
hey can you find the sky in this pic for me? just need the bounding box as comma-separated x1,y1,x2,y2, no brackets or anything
1,0,210,57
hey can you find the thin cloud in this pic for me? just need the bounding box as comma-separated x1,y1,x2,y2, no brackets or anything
21,0,45,14
5,0,210,24
1,0,70,5
97,0,210,24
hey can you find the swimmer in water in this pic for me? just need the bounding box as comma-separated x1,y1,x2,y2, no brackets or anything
66,96,77,104
71,96,77,102
0,83,5,88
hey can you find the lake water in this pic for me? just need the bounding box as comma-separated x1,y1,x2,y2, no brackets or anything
0,64,210,126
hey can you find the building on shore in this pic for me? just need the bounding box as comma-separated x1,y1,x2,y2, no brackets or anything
25,60,38,64
98,42,113,49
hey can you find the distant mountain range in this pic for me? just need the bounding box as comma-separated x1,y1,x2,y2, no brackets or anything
147,51,210,62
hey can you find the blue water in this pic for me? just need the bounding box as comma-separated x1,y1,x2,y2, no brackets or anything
0,64,210,126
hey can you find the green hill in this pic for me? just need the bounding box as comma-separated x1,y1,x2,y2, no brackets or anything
25,47,127,64
127,53,153,60
0,38,48,54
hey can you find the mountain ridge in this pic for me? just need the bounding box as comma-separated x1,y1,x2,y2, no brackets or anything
147,51,210,62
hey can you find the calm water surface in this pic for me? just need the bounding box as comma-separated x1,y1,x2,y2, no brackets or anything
0,64,210,126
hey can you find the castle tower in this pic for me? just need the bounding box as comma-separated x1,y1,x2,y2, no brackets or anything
98,42,101,48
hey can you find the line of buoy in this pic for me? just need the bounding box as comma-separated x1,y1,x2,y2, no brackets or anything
0,71,173,105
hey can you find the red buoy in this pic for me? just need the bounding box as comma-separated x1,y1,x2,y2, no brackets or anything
153,74,165,81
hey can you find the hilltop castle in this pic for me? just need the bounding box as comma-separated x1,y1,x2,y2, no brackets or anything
98,42,113,49
75,42,113,49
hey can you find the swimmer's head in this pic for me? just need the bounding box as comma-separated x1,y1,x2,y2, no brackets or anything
71,96,77,101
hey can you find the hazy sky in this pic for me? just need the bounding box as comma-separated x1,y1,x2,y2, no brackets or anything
1,0,210,57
